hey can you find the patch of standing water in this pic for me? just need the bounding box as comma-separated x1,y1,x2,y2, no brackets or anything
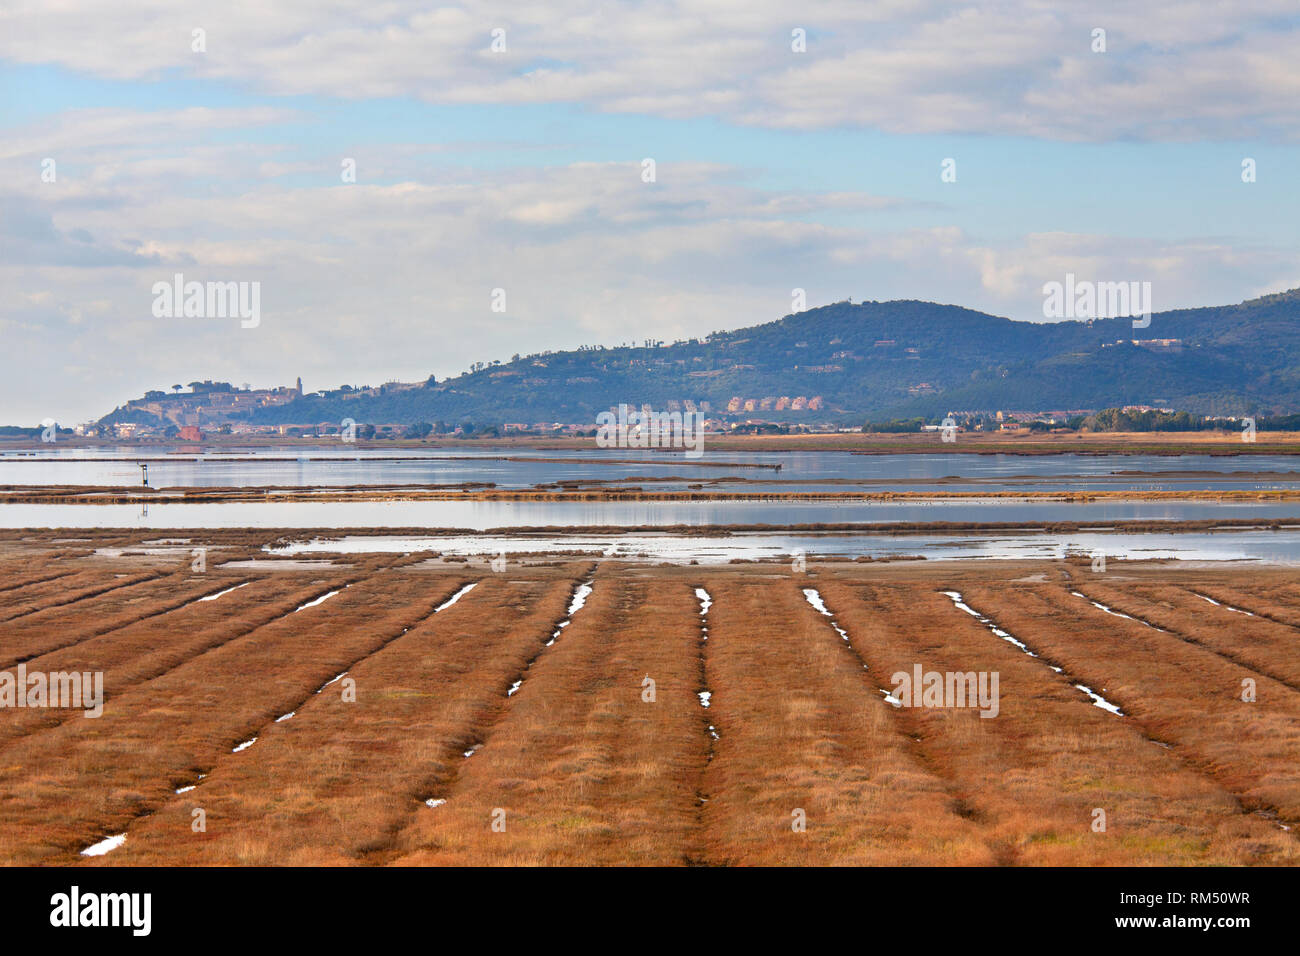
801,587,853,647
1193,592,1256,616
942,590,1125,716
695,586,719,744
507,578,595,700
294,586,345,612
1071,591,1167,631
695,587,712,620
1074,683,1124,716
316,671,347,693
545,580,593,646
80,833,126,857
264,528,1300,565
436,581,477,611
175,773,207,795
195,581,250,603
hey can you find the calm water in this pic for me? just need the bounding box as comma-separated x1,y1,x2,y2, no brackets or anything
6,497,1300,528
266,530,1300,565
8,446,1300,560
4,445,1300,493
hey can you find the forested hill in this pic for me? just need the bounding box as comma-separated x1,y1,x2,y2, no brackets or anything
243,289,1300,424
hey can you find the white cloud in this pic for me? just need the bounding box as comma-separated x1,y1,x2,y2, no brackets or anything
2,1,1298,141
3,146,1295,423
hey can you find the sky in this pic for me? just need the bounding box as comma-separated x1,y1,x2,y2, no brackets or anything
2,1,1299,424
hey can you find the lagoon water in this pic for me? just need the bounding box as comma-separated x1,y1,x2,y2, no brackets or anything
7,445,1300,560
271,528,1300,564
6,495,1300,529
4,446,1300,493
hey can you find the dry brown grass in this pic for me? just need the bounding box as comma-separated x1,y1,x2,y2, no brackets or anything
1,538,1297,866
0,569,163,626
99,568,585,865
0,575,356,751
0,568,82,601
1071,582,1300,689
961,582,1300,833
0,571,244,668
691,573,993,865
387,567,703,866
1165,581,1300,634
0,564,479,863
815,575,1296,864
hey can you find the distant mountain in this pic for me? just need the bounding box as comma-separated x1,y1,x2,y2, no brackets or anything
121,290,1300,427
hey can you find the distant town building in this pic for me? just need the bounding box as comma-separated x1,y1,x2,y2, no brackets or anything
108,380,304,429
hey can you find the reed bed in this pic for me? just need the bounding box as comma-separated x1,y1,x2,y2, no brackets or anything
389,567,702,866
816,576,1296,864
102,569,586,866
963,583,1300,833
0,536,1295,866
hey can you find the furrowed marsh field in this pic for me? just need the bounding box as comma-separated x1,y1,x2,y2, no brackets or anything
1,437,1298,866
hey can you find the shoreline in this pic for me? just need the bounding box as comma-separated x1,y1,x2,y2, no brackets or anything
8,485,1300,505
4,527,1300,570
6,430,1300,456
7,516,1300,540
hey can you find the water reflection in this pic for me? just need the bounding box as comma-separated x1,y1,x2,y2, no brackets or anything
5,445,1300,493
5,496,1300,529
268,530,1300,565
